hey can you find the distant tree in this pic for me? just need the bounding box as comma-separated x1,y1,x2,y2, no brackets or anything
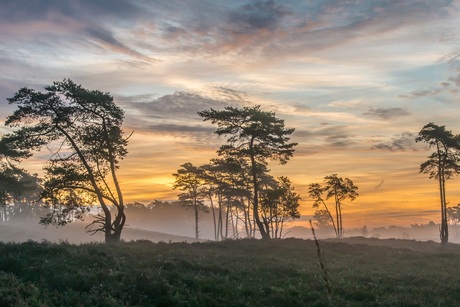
124,202,150,224
0,139,42,209
411,221,438,229
313,209,332,229
308,183,338,236
199,162,221,241
260,176,301,238
0,162,23,207
308,174,358,238
0,161,42,221
0,79,130,243
447,204,460,225
416,123,460,244
200,157,250,240
173,162,207,240
447,204,460,238
361,225,368,237
198,105,297,239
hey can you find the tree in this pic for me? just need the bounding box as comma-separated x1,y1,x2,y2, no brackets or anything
0,79,130,243
0,139,45,222
172,162,207,240
416,123,460,244
447,204,460,225
447,204,460,238
260,176,301,238
201,158,238,241
0,163,43,222
198,105,297,239
313,209,333,228
308,174,358,238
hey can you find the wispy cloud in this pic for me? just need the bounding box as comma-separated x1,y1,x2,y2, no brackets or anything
295,125,357,149
399,87,449,99
363,107,410,120
119,88,249,123
371,132,418,151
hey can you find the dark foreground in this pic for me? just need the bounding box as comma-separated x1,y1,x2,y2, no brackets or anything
0,237,459,306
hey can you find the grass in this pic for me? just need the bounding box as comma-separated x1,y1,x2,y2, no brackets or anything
0,237,459,306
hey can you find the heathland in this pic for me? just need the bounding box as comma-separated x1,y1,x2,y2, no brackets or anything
1,237,459,306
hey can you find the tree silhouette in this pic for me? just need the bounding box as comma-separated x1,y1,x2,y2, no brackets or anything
172,162,207,240
416,123,460,244
313,209,333,229
0,79,130,243
201,157,253,240
198,105,297,239
308,174,358,238
260,176,301,238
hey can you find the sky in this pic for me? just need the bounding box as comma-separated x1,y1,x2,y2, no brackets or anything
1,0,460,229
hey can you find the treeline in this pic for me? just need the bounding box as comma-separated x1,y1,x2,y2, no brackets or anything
173,161,300,240
0,80,357,243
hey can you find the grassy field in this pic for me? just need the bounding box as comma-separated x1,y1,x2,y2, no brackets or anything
0,237,459,306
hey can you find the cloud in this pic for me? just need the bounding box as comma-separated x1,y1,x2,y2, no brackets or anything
363,107,410,120
399,87,446,99
0,0,142,24
295,125,356,149
448,74,460,88
374,180,384,190
120,88,249,123
117,88,251,150
227,1,289,33
401,45,460,100
399,70,460,99
83,27,148,59
145,123,214,135
371,132,418,151
0,0,148,59
1,0,456,64
120,0,456,60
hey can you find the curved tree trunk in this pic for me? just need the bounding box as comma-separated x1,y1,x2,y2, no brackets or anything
250,154,270,239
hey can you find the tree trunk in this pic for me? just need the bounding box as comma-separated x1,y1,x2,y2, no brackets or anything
437,146,448,244
209,192,218,241
105,228,122,243
225,199,230,239
218,194,223,240
242,197,251,238
194,198,199,240
250,155,270,239
333,186,343,239
320,199,338,237
440,171,448,244
338,202,343,239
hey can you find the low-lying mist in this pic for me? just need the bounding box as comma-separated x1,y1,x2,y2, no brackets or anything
1,208,456,245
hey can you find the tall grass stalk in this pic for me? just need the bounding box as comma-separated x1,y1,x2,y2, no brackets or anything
309,220,332,303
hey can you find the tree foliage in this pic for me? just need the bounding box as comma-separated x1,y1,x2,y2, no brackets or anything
0,79,130,243
198,105,297,239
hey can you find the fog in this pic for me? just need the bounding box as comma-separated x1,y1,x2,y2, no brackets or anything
0,202,456,245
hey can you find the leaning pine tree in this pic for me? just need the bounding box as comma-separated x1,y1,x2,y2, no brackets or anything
0,79,130,243
416,123,460,244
